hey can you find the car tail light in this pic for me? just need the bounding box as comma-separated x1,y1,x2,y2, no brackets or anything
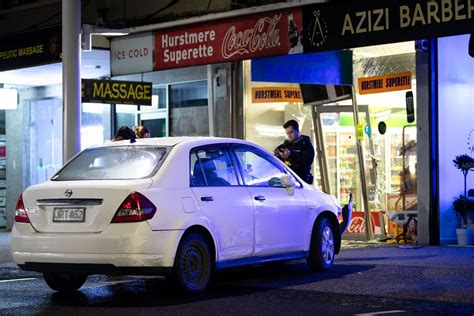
15,194,30,223
111,192,156,223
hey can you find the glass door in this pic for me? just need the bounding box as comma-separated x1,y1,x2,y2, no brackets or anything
140,85,168,138
29,98,62,185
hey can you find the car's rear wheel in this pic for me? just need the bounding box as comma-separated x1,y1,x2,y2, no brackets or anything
170,233,212,293
43,272,87,292
307,217,335,272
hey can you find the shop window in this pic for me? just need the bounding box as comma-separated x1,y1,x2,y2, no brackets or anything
152,86,167,109
169,81,209,136
81,103,111,149
141,118,166,138
29,99,62,185
114,104,137,136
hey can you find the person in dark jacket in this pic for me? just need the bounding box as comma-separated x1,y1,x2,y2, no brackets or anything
274,119,315,184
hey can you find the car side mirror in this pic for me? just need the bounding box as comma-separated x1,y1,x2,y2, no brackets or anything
268,177,282,187
281,174,295,196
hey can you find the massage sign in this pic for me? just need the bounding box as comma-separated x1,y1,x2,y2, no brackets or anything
154,8,303,70
81,79,152,106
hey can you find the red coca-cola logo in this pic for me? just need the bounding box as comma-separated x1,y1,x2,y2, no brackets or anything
221,14,281,59
347,212,380,234
348,217,365,234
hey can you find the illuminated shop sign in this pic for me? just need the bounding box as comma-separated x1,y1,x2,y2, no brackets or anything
302,0,474,53
81,79,152,105
251,87,303,103
154,8,303,70
0,26,61,71
358,72,412,95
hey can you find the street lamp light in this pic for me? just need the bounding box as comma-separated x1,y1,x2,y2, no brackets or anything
82,24,129,51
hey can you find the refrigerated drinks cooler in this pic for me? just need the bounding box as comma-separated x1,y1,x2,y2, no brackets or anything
313,114,417,240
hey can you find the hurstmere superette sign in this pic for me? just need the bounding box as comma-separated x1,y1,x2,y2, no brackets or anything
154,8,303,70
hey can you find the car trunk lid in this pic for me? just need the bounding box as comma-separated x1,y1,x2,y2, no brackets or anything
22,179,153,233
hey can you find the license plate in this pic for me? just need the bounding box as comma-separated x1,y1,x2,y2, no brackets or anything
53,208,85,222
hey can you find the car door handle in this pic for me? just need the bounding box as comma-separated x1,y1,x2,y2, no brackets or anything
254,195,266,201
201,196,214,202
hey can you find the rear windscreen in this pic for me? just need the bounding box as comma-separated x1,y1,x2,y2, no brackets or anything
52,146,169,181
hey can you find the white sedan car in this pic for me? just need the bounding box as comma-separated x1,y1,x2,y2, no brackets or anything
12,137,352,293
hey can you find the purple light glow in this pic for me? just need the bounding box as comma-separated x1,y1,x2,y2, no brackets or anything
438,34,474,244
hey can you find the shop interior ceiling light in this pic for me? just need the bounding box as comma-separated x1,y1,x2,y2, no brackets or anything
0,88,18,110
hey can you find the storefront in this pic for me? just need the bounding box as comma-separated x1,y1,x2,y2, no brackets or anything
0,26,112,229
107,6,305,139
243,41,418,241
111,0,470,244
243,0,472,244
2,0,473,245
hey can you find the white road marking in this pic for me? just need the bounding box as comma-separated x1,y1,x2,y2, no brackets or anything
0,278,37,283
354,311,407,316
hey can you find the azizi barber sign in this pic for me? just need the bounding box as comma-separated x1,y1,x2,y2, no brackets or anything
154,8,302,70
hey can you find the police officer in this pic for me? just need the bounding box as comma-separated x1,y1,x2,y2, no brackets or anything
274,119,315,184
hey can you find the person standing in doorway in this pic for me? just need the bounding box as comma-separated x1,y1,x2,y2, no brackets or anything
274,119,315,184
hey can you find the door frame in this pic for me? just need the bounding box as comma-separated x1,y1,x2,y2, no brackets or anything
311,103,378,240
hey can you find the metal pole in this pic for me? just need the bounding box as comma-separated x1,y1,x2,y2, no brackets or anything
231,62,239,138
311,105,331,194
364,109,388,238
351,86,374,241
207,65,215,136
62,0,82,163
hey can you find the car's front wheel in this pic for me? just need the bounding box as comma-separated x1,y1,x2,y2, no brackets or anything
43,272,87,292
307,217,335,272
170,233,212,293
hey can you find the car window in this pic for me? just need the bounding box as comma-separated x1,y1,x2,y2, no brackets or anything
52,146,168,181
190,147,238,187
234,147,286,187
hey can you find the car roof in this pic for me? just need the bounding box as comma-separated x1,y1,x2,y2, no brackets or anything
94,137,253,148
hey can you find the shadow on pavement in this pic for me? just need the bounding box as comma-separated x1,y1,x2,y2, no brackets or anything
45,262,374,308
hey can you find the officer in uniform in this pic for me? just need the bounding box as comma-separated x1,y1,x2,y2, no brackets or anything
274,119,315,184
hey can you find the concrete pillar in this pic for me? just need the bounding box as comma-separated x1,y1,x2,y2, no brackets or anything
62,0,82,163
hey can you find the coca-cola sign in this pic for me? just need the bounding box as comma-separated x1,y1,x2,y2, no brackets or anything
348,216,366,234
347,211,381,235
154,8,302,70
221,14,282,59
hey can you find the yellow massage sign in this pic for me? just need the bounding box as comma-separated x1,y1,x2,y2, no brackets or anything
81,79,152,106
